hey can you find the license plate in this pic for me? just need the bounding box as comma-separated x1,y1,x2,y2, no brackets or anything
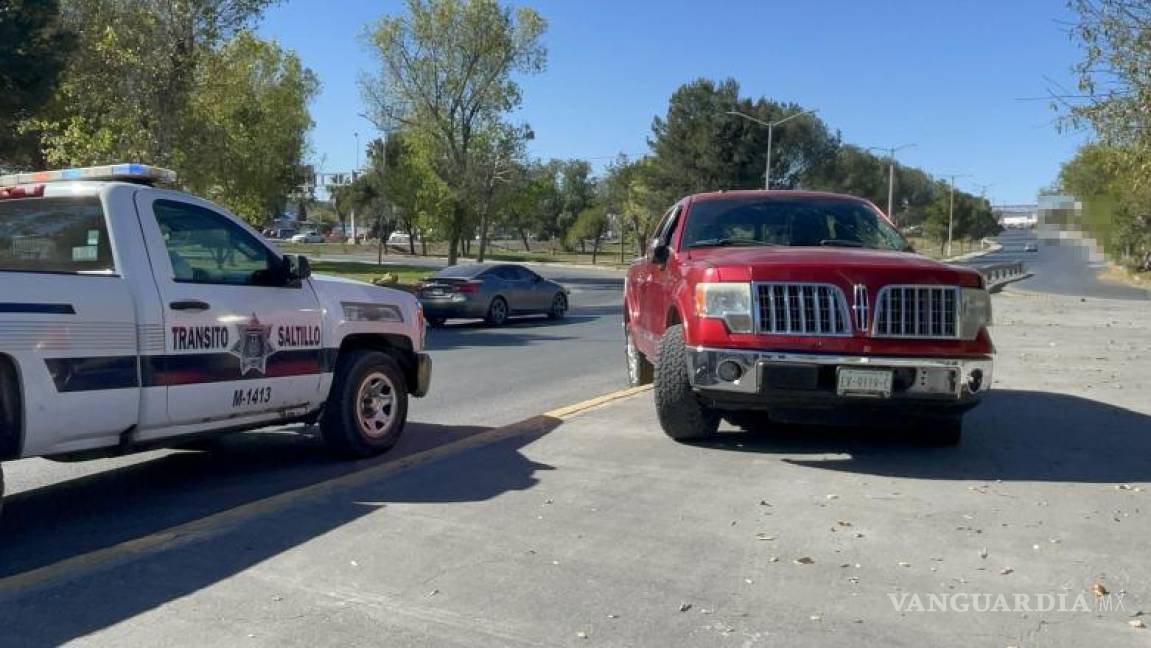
836,368,894,398
426,288,445,296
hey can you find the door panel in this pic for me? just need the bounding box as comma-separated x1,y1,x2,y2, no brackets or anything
134,192,324,428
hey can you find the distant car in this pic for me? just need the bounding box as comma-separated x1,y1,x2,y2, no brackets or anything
1023,243,1038,252
291,231,325,244
267,227,297,240
388,232,415,245
418,263,569,327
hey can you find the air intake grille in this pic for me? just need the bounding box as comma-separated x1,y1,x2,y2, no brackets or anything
873,285,959,338
755,283,850,336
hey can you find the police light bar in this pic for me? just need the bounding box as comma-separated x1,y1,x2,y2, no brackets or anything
0,163,177,188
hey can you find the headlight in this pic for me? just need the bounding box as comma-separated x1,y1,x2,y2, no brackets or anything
343,301,404,323
695,282,753,333
960,288,991,339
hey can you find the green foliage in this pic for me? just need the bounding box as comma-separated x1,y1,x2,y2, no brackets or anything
361,0,547,264
1061,2,1151,269
648,77,838,198
14,0,311,225
180,32,318,223
0,0,75,169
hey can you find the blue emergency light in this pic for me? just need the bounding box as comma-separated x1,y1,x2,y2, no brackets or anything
0,163,177,187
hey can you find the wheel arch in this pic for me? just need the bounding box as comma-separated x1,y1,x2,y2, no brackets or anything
335,333,419,395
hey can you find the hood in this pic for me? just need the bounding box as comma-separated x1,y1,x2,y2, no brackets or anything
310,273,418,304
683,246,980,287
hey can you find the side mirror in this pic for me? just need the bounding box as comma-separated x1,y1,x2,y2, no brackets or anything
281,254,311,286
295,255,312,280
652,243,670,265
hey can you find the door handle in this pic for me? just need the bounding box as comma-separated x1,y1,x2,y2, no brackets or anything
170,300,211,311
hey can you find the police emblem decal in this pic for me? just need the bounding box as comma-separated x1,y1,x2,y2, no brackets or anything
230,314,275,376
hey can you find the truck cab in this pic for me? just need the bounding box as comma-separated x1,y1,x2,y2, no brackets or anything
0,164,432,512
624,190,994,445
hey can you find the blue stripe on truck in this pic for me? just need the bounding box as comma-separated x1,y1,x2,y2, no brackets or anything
42,349,340,392
0,303,75,315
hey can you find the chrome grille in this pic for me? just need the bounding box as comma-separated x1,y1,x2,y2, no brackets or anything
755,283,851,336
873,285,960,338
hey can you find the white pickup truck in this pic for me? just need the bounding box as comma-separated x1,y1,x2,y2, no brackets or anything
0,164,432,512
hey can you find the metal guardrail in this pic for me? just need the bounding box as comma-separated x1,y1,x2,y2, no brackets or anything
975,261,1028,288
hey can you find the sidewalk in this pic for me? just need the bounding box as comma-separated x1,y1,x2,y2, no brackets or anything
2,291,1149,647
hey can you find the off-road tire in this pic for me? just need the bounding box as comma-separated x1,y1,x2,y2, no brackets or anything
625,322,654,387
485,297,509,327
321,350,408,458
654,324,719,441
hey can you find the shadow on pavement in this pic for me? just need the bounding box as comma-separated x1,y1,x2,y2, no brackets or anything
0,420,561,647
699,389,1151,483
0,420,495,578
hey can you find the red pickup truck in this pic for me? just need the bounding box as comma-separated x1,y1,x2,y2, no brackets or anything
623,190,994,445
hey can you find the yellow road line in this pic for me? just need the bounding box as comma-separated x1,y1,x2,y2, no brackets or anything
0,386,651,593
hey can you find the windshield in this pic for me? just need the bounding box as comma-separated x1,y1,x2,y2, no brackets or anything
681,197,909,251
0,197,115,274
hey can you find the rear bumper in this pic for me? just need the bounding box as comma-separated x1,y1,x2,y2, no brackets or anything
686,347,992,413
418,299,486,319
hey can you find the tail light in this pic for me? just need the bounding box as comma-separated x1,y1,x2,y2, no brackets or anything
0,185,45,200
456,281,482,294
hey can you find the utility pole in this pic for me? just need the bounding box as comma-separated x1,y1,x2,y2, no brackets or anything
943,173,972,257
727,109,819,189
867,143,916,224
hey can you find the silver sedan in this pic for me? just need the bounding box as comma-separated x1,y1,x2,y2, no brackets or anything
418,264,570,327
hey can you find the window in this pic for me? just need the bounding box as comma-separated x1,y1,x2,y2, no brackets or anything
680,197,909,251
0,197,115,274
653,206,680,245
153,200,281,286
491,266,521,280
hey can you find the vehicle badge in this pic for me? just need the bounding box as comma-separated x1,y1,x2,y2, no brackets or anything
231,313,275,376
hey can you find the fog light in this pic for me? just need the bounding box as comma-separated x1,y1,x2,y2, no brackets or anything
968,369,984,392
717,360,744,382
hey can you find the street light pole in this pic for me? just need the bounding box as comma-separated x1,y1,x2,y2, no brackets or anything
942,173,972,257
867,143,916,223
727,109,818,189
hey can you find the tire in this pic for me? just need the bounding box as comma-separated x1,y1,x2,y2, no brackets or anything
427,316,447,327
654,324,719,441
918,416,963,446
624,322,653,387
321,350,408,458
547,292,568,320
485,296,509,326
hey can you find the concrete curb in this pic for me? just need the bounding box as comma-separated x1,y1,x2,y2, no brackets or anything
0,386,652,595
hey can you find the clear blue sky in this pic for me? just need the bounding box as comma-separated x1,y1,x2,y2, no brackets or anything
258,0,1089,205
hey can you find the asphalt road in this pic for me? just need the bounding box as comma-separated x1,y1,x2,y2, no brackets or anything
0,263,628,578
961,228,1149,300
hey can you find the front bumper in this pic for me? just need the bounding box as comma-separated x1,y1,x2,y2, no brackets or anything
412,352,433,397
686,347,992,408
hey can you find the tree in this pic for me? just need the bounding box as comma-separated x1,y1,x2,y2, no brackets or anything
648,78,838,197
558,159,594,251
0,0,75,169
179,32,318,224
381,131,452,255
566,205,609,264
34,0,279,167
1059,1,1151,269
361,0,547,265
